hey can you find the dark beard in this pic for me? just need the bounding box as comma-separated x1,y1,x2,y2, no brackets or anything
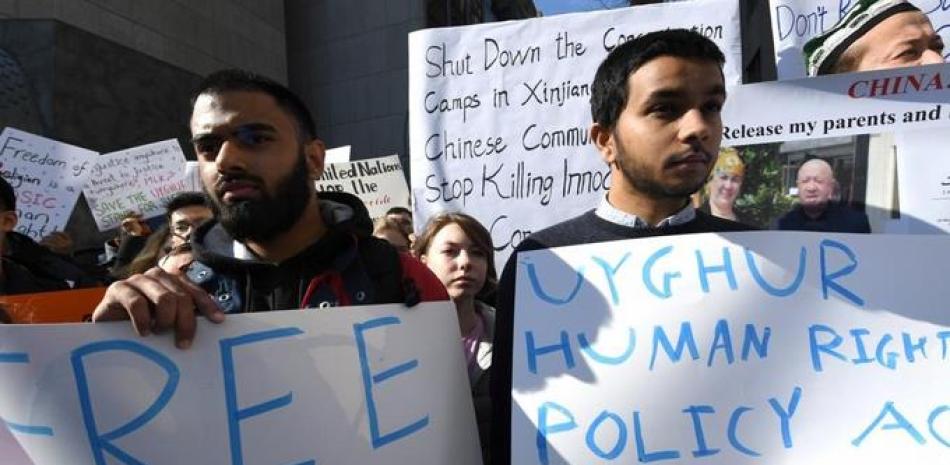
211,152,312,242
615,152,708,199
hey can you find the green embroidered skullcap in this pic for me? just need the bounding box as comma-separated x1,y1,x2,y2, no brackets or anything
803,0,921,76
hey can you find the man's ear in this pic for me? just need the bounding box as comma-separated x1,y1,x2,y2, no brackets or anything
0,211,18,233
590,123,616,167
304,138,326,180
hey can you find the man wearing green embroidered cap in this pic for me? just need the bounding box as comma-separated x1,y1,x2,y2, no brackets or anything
804,0,944,76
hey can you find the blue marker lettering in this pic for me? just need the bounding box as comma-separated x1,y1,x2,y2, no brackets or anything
353,317,428,449
849,328,874,364
902,332,927,363
650,322,699,370
852,401,925,446
682,405,719,458
71,340,178,465
633,411,680,462
874,334,898,370
0,352,53,437
642,246,680,299
939,331,950,360
819,239,864,306
578,328,635,365
525,331,575,374
928,406,950,447
741,324,771,361
220,327,310,465
536,402,577,465
707,319,734,367
695,247,737,293
525,261,585,305
585,410,626,460
727,407,760,456
768,386,802,448
744,247,806,297
808,324,847,372
591,253,630,306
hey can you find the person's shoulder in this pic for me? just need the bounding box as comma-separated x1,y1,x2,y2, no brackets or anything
514,209,600,253
692,210,758,232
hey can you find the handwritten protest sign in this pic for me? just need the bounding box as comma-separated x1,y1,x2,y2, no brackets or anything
769,0,950,79
325,145,352,164
511,231,950,464
0,128,96,240
0,425,32,465
409,0,742,268
316,154,410,219
721,62,950,146
81,139,188,231
0,302,481,465
894,129,950,232
183,161,202,192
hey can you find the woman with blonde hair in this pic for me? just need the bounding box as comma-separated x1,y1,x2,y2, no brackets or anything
702,147,746,222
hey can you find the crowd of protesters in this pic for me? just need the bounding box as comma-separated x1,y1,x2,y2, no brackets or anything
1,0,939,460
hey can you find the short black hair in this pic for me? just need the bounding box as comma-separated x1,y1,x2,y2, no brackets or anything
0,176,15,212
386,206,412,217
590,29,726,130
191,69,317,141
164,191,210,221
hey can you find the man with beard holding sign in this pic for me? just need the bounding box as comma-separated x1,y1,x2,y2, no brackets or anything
92,70,446,348
490,29,752,465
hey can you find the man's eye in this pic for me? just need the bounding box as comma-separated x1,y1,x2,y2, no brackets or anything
194,140,220,156
235,131,270,146
703,101,724,114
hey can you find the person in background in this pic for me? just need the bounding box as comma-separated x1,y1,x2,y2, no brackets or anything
775,158,871,233
804,0,943,76
372,216,411,253
385,206,414,235
700,147,745,222
413,212,496,465
0,177,71,294
111,192,213,278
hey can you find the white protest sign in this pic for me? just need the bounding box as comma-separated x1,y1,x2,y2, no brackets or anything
721,62,950,146
0,128,96,240
325,145,352,164
316,154,410,219
82,139,189,231
511,231,950,464
183,161,202,192
894,129,950,232
0,425,33,465
409,0,742,269
0,302,481,465
770,0,950,79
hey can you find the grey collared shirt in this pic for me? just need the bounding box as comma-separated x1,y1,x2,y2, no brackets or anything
594,194,696,229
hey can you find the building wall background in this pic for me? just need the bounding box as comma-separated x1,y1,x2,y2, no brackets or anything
0,0,286,81
285,0,425,170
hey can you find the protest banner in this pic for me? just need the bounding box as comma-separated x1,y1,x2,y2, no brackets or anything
894,129,950,233
0,302,481,465
721,62,950,146
81,139,189,231
0,425,33,465
325,145,352,164
409,0,742,268
769,0,950,80
183,161,202,192
0,128,96,240
316,154,410,220
510,231,950,464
